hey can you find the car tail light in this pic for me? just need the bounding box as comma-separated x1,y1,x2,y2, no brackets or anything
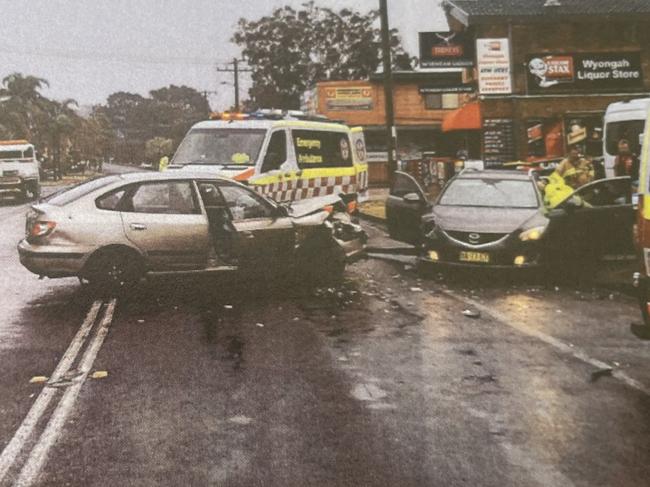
347,200,357,214
323,205,334,214
29,221,56,239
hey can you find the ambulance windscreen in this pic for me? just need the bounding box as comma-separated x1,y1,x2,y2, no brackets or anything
172,129,266,167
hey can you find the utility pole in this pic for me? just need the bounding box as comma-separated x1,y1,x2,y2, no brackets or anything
217,58,252,111
379,0,397,185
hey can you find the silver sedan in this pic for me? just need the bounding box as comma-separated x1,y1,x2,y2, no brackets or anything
18,172,365,290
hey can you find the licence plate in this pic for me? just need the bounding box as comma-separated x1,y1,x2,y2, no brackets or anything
459,251,490,263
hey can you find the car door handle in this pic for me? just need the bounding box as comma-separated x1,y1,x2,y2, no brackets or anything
130,223,147,231
240,231,255,239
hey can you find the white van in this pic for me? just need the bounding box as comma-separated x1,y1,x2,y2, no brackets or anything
603,98,650,178
0,140,40,200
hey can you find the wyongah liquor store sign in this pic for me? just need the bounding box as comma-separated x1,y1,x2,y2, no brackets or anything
526,52,643,93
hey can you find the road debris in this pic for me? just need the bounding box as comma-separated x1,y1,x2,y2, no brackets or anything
255,323,265,328
462,309,481,318
410,287,423,292
228,415,253,425
224,305,233,310
29,376,48,384
90,370,109,379
590,367,613,382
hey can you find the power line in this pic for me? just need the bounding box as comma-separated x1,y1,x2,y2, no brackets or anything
0,43,233,67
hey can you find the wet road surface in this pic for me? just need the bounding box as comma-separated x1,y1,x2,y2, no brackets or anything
1,189,649,486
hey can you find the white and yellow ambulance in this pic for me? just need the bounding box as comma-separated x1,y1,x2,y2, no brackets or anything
167,110,369,211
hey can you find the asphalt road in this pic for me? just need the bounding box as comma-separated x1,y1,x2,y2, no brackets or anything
0,178,649,486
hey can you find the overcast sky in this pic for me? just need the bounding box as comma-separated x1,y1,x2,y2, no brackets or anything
0,0,447,110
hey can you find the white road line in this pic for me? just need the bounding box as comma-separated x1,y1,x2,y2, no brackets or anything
0,300,103,483
14,298,116,487
442,290,650,397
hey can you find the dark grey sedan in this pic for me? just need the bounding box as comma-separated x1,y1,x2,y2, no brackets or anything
386,170,634,269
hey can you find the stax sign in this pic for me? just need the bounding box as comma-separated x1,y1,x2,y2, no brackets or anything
527,52,643,93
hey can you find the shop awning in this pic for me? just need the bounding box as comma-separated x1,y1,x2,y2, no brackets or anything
442,102,482,132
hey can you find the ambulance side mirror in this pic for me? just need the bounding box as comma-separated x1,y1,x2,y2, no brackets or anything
279,161,293,174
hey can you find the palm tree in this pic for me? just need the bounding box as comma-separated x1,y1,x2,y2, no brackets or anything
0,73,50,140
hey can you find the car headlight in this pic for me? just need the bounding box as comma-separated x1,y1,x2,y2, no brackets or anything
519,225,546,242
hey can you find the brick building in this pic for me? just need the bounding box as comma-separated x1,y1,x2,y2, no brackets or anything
443,0,650,164
312,71,474,184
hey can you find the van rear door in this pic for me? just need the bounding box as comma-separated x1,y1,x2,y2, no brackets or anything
350,127,369,201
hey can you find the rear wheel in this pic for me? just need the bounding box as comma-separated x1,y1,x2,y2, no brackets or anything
83,250,143,294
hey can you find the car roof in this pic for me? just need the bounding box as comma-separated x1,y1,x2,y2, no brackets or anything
115,171,237,183
456,169,533,181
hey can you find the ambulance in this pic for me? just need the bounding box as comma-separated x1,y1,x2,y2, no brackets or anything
167,110,369,212
633,103,650,329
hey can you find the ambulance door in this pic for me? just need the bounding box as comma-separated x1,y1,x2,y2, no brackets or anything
251,129,297,202
350,127,369,201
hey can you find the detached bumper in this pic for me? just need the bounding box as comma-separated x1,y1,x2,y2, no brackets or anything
17,239,85,278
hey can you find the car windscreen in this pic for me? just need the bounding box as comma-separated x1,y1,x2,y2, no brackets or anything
172,128,266,167
44,176,121,206
439,178,539,209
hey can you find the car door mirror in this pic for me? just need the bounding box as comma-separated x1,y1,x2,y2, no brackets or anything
403,192,423,203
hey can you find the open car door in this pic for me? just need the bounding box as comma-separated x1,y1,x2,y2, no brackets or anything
546,177,634,258
385,171,430,244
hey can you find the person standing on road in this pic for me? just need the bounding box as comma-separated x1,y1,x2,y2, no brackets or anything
159,155,169,172
614,138,639,189
554,143,594,190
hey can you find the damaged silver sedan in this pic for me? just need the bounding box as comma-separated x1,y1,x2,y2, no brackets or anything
18,172,366,289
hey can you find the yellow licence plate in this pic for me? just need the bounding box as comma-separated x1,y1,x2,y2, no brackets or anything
459,251,490,263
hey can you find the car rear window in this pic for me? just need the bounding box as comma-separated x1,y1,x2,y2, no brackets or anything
292,130,352,169
45,176,121,206
439,178,539,209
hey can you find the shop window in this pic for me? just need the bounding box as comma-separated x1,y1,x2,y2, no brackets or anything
564,115,603,158
424,93,459,110
442,94,460,109
525,119,564,161
424,94,442,110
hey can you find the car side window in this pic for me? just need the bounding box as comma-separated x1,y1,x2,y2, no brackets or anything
96,189,126,211
218,185,275,220
261,131,287,173
125,182,198,214
198,182,227,208
572,179,631,207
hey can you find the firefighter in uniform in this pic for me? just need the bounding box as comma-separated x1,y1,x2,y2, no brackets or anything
554,143,594,190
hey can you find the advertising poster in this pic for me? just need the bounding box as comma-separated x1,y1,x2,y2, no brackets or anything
324,86,373,111
476,38,512,95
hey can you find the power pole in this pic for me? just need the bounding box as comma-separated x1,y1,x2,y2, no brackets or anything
217,58,252,111
379,0,397,186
